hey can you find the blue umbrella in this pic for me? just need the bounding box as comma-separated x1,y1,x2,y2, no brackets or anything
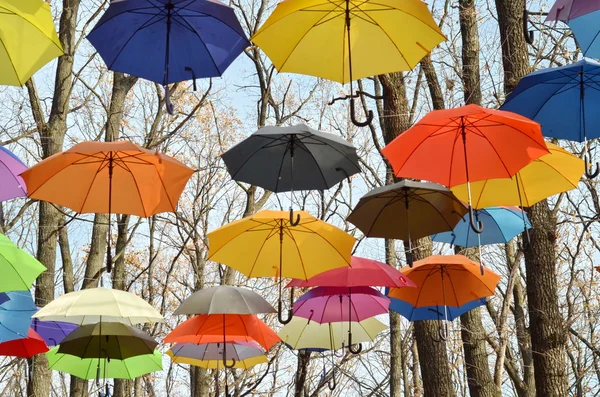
500,59,600,177
431,207,531,247
0,291,37,343
389,297,486,321
87,0,249,112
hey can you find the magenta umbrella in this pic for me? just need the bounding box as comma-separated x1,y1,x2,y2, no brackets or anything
287,256,415,288
0,146,27,202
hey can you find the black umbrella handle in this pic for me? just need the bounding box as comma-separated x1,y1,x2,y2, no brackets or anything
223,357,236,369
185,67,197,91
328,370,336,390
289,208,301,227
585,154,600,178
350,98,373,127
278,299,293,325
469,206,484,234
347,332,362,354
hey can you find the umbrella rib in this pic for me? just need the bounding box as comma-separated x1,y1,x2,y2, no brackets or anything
303,134,361,175
224,135,288,183
114,152,151,216
76,153,110,213
274,139,292,192
527,76,580,121
286,225,308,280
170,14,221,74
245,224,277,278
406,265,440,307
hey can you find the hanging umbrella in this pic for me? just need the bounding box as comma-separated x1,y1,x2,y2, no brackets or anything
20,141,194,272
431,207,532,247
0,146,27,201
47,347,162,380
451,143,583,208
57,322,158,360
346,180,467,265
388,255,500,340
164,314,281,351
87,0,249,114
168,353,268,369
381,104,549,233
0,291,37,343
545,3,600,59
251,0,445,126
0,329,48,358
168,341,264,363
389,297,486,321
0,234,46,292
174,285,275,315
279,316,387,351
221,124,361,223
207,210,354,323
33,287,164,326
500,59,600,177
31,319,77,346
287,256,414,288
0,0,63,86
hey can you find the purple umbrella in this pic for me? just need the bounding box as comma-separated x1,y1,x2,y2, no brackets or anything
31,318,77,346
0,146,27,202
293,286,390,324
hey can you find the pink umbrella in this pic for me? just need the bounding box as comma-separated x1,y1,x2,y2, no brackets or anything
287,256,415,288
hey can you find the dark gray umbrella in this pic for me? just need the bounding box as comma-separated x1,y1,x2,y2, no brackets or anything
222,124,361,224
174,286,276,315
347,180,467,265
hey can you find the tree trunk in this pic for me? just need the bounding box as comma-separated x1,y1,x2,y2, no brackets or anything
494,0,568,394
294,351,311,397
459,0,482,106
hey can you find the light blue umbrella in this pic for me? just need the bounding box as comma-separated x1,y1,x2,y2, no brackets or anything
0,291,37,343
389,297,486,321
431,207,531,247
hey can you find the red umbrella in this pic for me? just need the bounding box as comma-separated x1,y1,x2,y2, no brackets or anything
287,256,415,288
0,329,49,358
381,105,548,233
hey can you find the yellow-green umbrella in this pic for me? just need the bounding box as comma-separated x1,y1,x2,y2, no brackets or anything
0,234,46,292
0,0,63,86
251,0,445,125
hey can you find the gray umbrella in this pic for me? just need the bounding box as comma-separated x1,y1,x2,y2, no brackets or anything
169,341,264,362
347,180,467,265
221,124,361,224
174,285,276,315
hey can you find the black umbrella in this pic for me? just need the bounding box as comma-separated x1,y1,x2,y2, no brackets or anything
221,124,361,225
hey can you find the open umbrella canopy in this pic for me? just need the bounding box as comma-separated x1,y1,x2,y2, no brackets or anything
250,0,445,83
20,141,194,217
0,146,27,202
293,286,390,323
0,328,48,358
168,352,268,369
346,180,467,240
381,105,549,187
545,5,600,58
0,0,64,86
0,291,37,343
451,143,583,208
431,207,532,247
207,210,354,280
287,256,413,288
168,341,264,362
388,255,501,307
389,296,486,321
47,347,162,380
31,319,77,347
0,234,46,292
221,124,361,193
87,0,249,85
279,316,387,351
164,314,280,350
174,285,275,315
33,287,164,326
57,322,158,360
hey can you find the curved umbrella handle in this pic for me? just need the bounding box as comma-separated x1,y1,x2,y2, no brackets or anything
164,85,175,115
406,251,414,268
347,332,362,354
350,98,373,127
334,346,345,357
184,67,197,91
289,208,301,227
328,371,336,390
469,206,484,234
523,8,534,45
585,154,600,179
431,322,449,342
223,357,236,369
278,299,293,325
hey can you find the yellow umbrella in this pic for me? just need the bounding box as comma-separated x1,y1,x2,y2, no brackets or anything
451,142,583,208
251,0,445,125
166,351,268,370
208,210,355,324
0,0,63,86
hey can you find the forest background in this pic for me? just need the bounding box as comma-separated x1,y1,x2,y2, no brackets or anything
0,0,595,396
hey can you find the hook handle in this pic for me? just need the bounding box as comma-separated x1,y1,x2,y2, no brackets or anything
523,9,534,44
106,245,112,274
350,98,373,127
277,299,293,325
223,357,236,369
431,322,449,342
469,207,484,234
347,332,363,354
406,251,414,268
289,208,301,227
333,347,345,357
184,67,197,91
328,371,336,390
585,154,600,179
164,85,175,115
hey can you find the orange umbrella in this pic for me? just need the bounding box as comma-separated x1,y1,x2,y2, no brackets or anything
164,314,280,352
381,105,549,233
388,255,500,340
21,141,194,272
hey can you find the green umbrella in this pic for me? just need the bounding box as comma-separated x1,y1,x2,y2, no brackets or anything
46,347,162,380
0,234,46,292
57,322,158,360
